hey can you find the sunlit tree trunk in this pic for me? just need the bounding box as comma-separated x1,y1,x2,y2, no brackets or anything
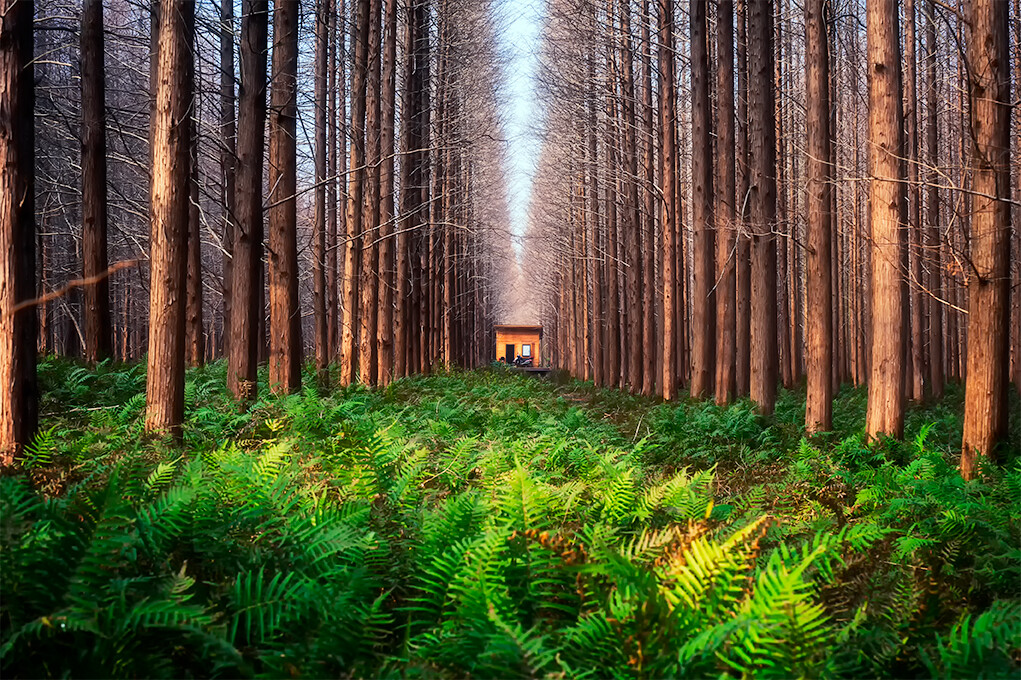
146,0,194,435
961,0,1011,477
659,0,678,400
864,0,906,439
360,0,381,384
641,0,657,396
0,0,37,463
378,0,397,385
342,0,370,385
805,0,832,433
267,0,303,394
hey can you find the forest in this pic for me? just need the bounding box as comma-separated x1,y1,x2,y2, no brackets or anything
0,0,1019,676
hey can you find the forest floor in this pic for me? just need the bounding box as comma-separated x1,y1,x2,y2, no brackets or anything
2,358,1019,678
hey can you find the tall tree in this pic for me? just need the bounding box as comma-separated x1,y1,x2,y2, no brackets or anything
81,0,112,363
804,0,833,432
341,0,370,386
924,0,943,398
621,0,643,391
267,0,303,394
227,0,269,401
640,0,656,396
360,0,381,384
313,0,330,383
220,0,236,361
864,0,906,439
689,0,715,399
735,0,751,396
0,0,37,462
747,0,778,414
659,0,678,400
378,0,397,385
146,0,195,435
961,0,1011,477
715,0,737,404
903,0,924,400
186,123,204,366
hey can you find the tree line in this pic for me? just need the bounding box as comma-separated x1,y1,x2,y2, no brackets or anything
528,0,1018,476
0,0,514,461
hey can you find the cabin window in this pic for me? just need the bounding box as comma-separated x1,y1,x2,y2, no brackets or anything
522,344,531,357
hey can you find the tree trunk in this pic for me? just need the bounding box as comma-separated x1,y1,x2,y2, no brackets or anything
146,0,194,436
186,120,204,366
81,0,112,363
805,0,833,433
690,0,716,399
641,0,656,396
0,0,37,463
267,0,303,394
864,0,906,439
747,0,778,414
342,0,370,385
313,0,329,383
903,0,924,400
378,0,397,385
360,0,381,384
924,0,943,398
735,0,751,396
659,0,678,400
220,0,236,362
715,0,737,405
961,0,1011,477
228,0,268,402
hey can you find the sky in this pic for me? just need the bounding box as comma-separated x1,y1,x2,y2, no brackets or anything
495,0,545,256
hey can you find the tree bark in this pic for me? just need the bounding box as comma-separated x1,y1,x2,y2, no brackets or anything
360,0,381,384
146,0,194,436
378,0,397,385
864,0,906,439
924,0,943,398
186,118,204,366
805,0,833,433
228,0,268,402
267,0,303,394
747,0,778,414
341,0,370,385
0,0,37,463
313,0,330,383
715,0,738,405
690,0,716,399
81,0,112,363
659,0,678,400
641,0,656,396
961,0,1011,477
903,0,924,400
735,0,751,396
220,0,236,362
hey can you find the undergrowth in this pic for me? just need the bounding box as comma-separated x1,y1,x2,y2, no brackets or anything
1,357,1018,677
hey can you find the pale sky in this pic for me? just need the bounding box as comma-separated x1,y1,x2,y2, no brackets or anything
495,0,545,256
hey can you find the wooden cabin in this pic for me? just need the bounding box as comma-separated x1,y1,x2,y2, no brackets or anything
495,324,542,365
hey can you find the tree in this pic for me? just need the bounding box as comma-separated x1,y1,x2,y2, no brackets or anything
659,0,678,401
81,0,112,363
360,0,381,384
228,0,268,401
313,0,329,383
689,0,715,399
219,0,236,362
864,0,906,440
146,0,194,435
804,0,833,433
924,0,943,398
0,0,37,463
378,0,397,385
267,0,303,394
961,0,1011,478
341,0,370,386
714,0,736,405
747,0,778,414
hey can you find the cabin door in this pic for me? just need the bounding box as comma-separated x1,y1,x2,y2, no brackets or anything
505,344,515,363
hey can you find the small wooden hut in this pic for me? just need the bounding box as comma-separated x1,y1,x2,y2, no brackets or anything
494,324,542,364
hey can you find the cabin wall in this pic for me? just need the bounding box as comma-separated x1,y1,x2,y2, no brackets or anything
495,330,541,362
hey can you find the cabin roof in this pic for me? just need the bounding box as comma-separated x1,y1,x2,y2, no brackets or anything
494,324,543,332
